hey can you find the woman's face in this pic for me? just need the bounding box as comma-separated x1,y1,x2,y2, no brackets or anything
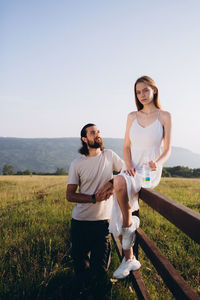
136,82,155,106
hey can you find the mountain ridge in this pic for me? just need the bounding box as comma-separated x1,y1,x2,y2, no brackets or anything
0,137,200,173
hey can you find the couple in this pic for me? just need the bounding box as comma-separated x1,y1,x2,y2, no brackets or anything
66,76,172,298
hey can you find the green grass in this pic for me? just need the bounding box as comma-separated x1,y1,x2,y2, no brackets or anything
138,178,200,299
155,178,200,213
0,176,199,299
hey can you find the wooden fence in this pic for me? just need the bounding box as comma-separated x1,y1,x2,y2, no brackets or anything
111,187,200,300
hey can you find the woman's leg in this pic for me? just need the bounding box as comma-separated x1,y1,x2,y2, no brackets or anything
113,236,141,279
119,235,134,261
114,175,132,228
114,175,139,254
112,176,141,279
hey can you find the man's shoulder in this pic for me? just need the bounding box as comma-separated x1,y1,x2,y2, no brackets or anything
103,149,120,158
103,149,114,155
70,155,86,166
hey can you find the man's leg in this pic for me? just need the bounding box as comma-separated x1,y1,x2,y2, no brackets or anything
90,220,112,299
71,219,91,294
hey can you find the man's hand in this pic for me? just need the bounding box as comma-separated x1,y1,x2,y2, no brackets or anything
95,181,114,202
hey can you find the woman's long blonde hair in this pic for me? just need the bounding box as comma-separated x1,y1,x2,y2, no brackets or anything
134,76,161,111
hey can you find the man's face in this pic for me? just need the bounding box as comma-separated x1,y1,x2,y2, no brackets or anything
85,125,103,149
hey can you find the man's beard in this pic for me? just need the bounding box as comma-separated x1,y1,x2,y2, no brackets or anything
88,138,103,149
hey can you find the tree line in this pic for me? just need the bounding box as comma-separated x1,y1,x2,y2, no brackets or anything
162,166,200,178
1,164,200,178
1,164,68,176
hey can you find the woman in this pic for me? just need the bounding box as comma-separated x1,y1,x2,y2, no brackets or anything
109,75,172,279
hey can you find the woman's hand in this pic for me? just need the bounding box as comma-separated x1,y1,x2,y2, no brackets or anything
123,167,137,176
149,160,158,171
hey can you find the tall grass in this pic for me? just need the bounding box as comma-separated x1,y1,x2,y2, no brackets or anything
0,176,199,299
0,176,73,299
138,178,200,299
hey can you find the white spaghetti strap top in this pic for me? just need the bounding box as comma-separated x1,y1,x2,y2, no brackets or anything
129,110,163,179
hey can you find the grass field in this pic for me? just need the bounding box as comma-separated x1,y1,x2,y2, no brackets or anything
0,176,199,299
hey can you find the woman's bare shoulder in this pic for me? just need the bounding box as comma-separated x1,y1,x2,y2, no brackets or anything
127,111,137,120
159,110,171,124
125,111,137,130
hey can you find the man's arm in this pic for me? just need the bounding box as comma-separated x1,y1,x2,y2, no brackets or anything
95,180,114,200
66,183,113,204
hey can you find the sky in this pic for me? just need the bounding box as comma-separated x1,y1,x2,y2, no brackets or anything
1,0,200,154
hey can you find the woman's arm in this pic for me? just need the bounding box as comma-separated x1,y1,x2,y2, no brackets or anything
123,112,137,176
149,111,172,170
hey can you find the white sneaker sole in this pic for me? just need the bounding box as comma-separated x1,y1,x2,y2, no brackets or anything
113,260,141,279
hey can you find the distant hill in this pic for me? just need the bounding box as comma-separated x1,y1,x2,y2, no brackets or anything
0,137,200,173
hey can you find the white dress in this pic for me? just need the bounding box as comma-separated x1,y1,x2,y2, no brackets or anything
109,112,164,236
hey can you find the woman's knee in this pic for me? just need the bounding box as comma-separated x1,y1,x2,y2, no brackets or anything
114,175,126,192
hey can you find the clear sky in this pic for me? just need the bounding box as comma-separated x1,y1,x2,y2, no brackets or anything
1,0,200,154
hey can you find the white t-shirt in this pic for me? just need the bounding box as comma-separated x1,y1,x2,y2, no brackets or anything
67,149,123,221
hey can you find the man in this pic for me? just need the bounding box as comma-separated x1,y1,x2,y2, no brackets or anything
66,123,123,298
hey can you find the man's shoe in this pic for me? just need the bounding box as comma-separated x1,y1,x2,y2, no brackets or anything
121,216,140,250
113,257,141,279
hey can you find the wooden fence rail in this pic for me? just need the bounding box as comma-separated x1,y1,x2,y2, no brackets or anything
111,188,200,300
140,188,200,243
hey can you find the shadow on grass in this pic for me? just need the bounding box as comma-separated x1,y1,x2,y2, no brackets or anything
1,265,112,300
37,271,112,300
36,269,75,300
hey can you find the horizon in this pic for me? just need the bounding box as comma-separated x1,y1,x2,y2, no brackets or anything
0,136,200,155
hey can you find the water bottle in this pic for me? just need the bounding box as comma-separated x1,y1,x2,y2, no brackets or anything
142,159,151,188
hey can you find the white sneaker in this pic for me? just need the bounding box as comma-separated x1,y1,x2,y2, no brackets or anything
113,257,141,279
121,216,140,250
